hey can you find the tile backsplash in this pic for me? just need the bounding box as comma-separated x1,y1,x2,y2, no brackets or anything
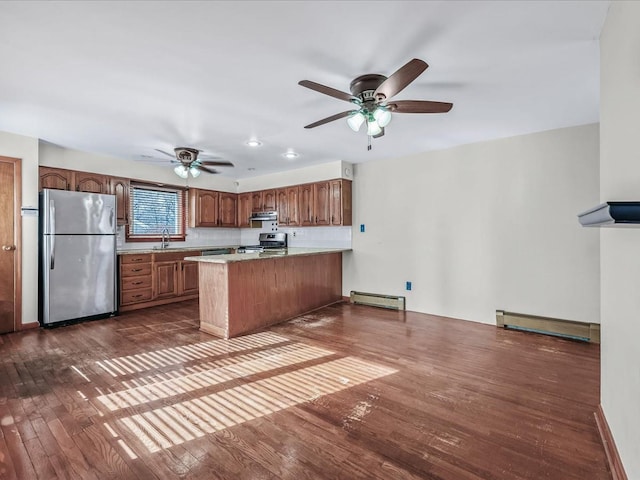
117,224,351,250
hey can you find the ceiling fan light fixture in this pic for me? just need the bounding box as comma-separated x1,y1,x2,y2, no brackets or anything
283,150,299,159
346,111,365,132
366,118,382,136
246,139,262,147
189,167,201,178
373,107,392,128
174,165,189,179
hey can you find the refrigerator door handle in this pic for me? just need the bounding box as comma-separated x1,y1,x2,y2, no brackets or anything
109,207,114,229
50,199,55,269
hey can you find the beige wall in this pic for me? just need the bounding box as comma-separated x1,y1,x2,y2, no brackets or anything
344,124,600,325
0,131,39,324
600,2,640,477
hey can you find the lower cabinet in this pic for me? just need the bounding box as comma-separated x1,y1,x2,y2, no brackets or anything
119,251,201,312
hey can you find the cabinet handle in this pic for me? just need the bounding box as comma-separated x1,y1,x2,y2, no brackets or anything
132,294,143,298
315,216,318,223
76,185,80,191
331,215,334,223
131,268,143,272
181,263,184,271
174,263,177,271
131,258,143,262
131,281,143,285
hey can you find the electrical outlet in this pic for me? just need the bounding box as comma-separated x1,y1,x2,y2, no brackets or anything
406,281,412,291
360,224,365,233
292,231,296,237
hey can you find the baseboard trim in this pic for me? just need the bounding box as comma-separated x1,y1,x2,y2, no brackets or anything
595,405,628,480
20,321,39,330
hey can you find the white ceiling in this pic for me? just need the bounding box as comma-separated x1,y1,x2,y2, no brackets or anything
0,1,609,179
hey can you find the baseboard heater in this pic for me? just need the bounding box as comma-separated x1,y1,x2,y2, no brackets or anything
496,310,600,343
350,291,406,311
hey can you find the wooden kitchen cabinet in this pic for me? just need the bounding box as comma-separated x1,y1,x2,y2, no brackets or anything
155,261,179,299
119,254,153,308
276,186,299,226
75,172,108,193
190,189,238,227
330,179,352,226
39,167,74,191
109,177,130,225
237,193,252,227
251,189,276,211
296,180,351,227
219,192,237,227
190,189,219,227
180,260,200,295
299,183,314,226
313,181,331,225
119,251,200,312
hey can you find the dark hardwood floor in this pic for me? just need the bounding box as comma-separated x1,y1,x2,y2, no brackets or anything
0,300,610,479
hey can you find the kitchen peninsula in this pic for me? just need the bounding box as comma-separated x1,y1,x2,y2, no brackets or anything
184,248,349,338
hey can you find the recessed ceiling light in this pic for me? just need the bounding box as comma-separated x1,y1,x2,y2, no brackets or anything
246,139,262,147
283,151,299,159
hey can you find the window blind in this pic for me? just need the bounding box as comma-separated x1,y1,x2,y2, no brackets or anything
126,183,186,241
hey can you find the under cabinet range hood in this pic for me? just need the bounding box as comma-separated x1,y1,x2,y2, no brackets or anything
578,202,640,227
249,211,278,221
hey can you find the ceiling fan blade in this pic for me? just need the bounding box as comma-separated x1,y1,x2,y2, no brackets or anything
154,148,176,158
299,80,358,103
195,165,219,174
304,110,358,129
199,160,234,167
374,58,428,101
389,100,453,114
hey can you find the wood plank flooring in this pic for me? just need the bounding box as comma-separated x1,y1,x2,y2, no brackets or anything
0,300,610,479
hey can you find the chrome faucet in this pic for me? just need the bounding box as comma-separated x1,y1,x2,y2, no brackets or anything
161,227,170,249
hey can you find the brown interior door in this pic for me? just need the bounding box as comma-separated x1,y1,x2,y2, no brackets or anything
0,157,20,333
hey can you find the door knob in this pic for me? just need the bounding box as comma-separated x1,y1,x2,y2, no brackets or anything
2,245,16,251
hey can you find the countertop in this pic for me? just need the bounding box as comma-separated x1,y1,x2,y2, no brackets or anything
184,247,351,264
117,245,237,255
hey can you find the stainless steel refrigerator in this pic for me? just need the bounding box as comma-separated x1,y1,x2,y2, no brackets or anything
39,188,117,326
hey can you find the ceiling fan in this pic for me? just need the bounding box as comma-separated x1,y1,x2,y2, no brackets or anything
155,147,234,178
299,58,453,147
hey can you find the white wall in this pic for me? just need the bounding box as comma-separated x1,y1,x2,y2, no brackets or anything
0,131,39,325
600,2,640,477
344,124,600,325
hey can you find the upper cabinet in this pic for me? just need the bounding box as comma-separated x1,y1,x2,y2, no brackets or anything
189,189,238,228
190,189,220,227
251,189,276,212
277,186,300,226
109,177,130,225
39,166,352,229
39,167,73,191
237,193,252,228
330,179,352,226
219,192,237,227
75,172,108,193
296,180,352,227
313,181,331,226
39,167,109,194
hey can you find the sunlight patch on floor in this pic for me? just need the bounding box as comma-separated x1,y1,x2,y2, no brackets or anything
118,357,397,453
96,342,335,411
95,331,290,377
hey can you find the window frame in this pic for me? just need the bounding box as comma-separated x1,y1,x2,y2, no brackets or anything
125,182,187,243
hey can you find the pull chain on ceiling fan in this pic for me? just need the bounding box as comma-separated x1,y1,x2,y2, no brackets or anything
298,58,453,149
